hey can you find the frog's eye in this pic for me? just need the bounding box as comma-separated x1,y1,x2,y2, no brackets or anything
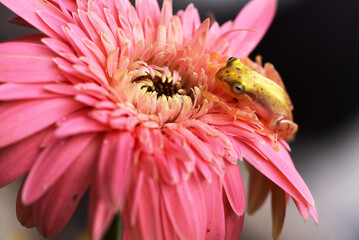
227,57,236,63
231,82,245,95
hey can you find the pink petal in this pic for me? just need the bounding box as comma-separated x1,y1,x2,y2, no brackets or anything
52,57,83,83
0,83,59,100
74,93,100,107
132,21,145,45
55,110,110,137
64,23,102,65
76,0,88,12
8,34,46,43
235,139,316,219
115,0,132,19
158,193,179,240
135,0,161,27
293,199,309,221
178,127,215,162
223,194,244,240
1,0,66,39
223,162,246,216
271,186,287,240
52,0,77,13
189,18,210,56
231,0,276,58
137,177,163,240
98,131,135,210
37,9,68,40
9,16,34,28
87,11,117,51
41,37,79,63
119,14,135,44
0,41,65,83
82,38,107,67
89,109,111,124
161,175,206,240
0,127,52,187
143,16,156,43
107,48,119,78
154,151,180,185
123,175,163,240
254,139,315,206
32,135,100,238
308,206,318,224
78,10,103,51
103,10,120,47
202,176,225,240
88,0,106,22
95,101,116,109
43,83,79,96
88,184,115,240
178,3,201,42
0,98,83,148
167,16,183,48
196,158,213,183
22,133,96,204
159,0,172,28
16,182,35,228
247,164,270,214
127,4,141,28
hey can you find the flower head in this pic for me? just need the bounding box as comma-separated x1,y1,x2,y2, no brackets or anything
0,0,317,239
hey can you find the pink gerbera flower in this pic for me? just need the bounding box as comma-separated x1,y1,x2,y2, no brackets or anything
0,0,317,239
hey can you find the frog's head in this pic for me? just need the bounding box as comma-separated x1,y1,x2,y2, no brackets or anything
215,57,247,98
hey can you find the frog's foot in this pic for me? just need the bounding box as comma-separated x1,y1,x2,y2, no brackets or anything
203,90,258,123
270,117,298,139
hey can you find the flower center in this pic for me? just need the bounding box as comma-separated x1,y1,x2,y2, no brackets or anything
132,69,187,99
121,61,210,124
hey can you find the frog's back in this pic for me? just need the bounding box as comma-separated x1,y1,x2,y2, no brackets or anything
243,69,292,119
216,58,293,120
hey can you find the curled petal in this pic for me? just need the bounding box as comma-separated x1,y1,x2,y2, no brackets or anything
16,182,35,228
22,133,96,204
271,185,287,240
246,163,270,214
32,135,101,238
0,127,53,187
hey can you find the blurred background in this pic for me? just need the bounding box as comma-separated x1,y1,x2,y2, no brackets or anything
1,0,359,239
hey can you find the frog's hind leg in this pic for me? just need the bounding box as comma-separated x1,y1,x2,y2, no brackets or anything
270,117,298,139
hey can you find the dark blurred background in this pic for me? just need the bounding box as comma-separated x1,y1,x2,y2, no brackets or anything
1,0,359,239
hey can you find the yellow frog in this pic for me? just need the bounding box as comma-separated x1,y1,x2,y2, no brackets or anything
205,57,298,141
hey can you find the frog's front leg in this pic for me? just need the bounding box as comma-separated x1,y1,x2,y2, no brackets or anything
203,90,259,123
270,116,298,139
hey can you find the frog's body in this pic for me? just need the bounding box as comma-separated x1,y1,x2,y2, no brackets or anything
214,57,298,139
